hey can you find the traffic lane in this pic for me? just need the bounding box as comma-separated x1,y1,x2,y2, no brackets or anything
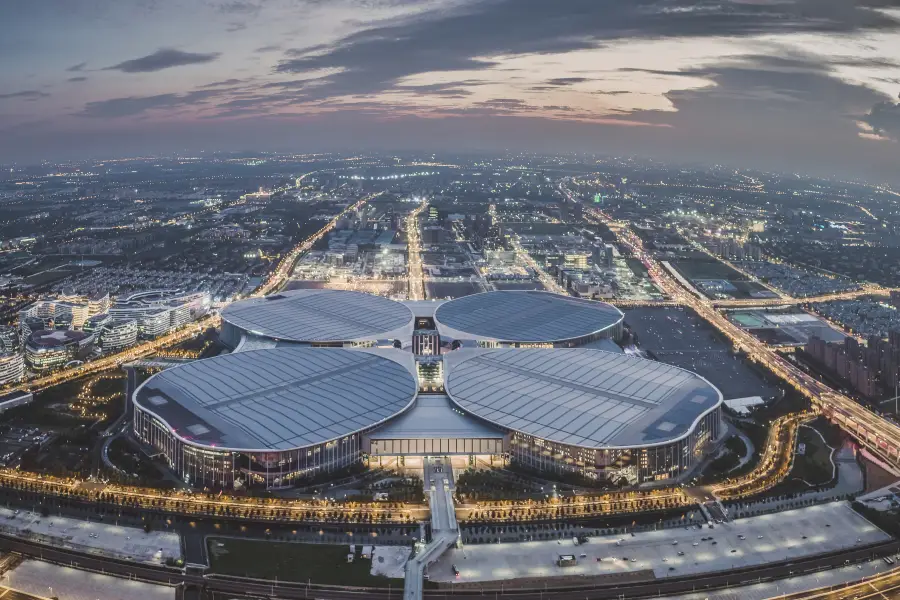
0,526,897,600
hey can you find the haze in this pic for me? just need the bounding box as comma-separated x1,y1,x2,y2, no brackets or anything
2,0,900,182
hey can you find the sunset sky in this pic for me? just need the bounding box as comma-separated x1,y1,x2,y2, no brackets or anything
2,0,900,181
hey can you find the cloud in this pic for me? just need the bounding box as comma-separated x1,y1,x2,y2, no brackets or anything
226,22,247,33
67,76,88,83
273,0,900,103
545,77,590,86
217,1,261,16
612,51,896,164
399,82,479,97
861,95,900,141
199,78,245,88
594,90,630,95
66,62,87,72
255,45,282,53
105,48,220,73
0,90,49,101
78,91,219,118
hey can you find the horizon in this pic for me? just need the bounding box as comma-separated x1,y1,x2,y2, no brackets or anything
2,1,900,184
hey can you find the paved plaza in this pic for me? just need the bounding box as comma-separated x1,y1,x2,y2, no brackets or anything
6,560,175,600
0,508,182,564
429,501,888,583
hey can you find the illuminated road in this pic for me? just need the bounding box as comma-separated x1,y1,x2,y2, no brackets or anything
0,315,218,395
780,565,900,600
407,199,428,300
487,202,567,294
255,187,383,296
559,182,900,472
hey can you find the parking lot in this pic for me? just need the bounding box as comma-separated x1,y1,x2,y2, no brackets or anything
429,501,888,583
624,307,780,399
0,507,182,564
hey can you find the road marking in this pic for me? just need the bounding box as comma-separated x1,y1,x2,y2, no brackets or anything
868,580,893,600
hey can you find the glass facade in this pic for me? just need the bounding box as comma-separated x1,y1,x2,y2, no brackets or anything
508,406,722,484
366,437,504,456
136,399,721,488
133,404,367,489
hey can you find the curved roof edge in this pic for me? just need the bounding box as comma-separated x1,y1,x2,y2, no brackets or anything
442,347,723,451
222,289,416,344
434,290,624,344
131,347,419,454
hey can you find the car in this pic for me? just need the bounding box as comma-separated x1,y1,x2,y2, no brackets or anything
630,558,637,563
802,536,807,540
672,541,678,545
677,551,685,556
579,553,587,558
668,567,676,571
712,541,717,545
692,542,699,547
452,565,460,578
662,558,668,562
731,549,737,553
738,535,745,540
757,535,764,539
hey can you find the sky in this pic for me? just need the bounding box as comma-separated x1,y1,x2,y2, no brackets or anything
2,0,900,182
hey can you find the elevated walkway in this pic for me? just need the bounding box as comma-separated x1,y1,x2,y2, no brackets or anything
404,457,459,600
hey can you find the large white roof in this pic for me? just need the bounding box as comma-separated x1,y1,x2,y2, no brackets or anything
133,347,418,451
435,291,623,343
444,348,721,449
222,289,414,343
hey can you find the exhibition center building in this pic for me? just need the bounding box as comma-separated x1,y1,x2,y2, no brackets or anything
132,290,722,489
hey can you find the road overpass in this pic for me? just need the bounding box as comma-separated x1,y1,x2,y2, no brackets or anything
404,457,460,600
559,181,900,473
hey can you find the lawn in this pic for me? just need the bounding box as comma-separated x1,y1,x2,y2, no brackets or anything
792,425,835,486
207,538,397,587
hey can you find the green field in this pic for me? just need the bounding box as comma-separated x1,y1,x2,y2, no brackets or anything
672,260,747,281
207,538,398,587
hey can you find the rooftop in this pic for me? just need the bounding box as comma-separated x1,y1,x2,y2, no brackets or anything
27,329,90,347
366,394,505,440
133,347,418,451
444,348,721,449
222,289,414,343
435,291,623,343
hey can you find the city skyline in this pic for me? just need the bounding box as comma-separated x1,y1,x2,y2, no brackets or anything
2,0,900,183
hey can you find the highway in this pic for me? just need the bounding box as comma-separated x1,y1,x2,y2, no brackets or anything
0,171,329,398
558,181,900,473
780,565,900,600
407,199,428,301
0,527,897,600
486,203,567,295
255,188,383,296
